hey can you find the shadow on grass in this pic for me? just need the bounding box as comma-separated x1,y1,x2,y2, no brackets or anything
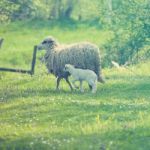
0,87,149,127
1,74,150,127
1,74,150,102
0,126,150,150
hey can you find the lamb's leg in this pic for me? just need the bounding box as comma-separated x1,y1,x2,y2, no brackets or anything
65,77,73,91
89,80,97,93
56,77,62,90
80,81,84,92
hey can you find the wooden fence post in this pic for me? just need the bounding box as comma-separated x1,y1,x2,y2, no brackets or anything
0,38,4,48
0,45,37,75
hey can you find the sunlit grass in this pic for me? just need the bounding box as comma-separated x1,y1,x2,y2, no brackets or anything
0,20,150,150
0,20,112,69
0,62,150,149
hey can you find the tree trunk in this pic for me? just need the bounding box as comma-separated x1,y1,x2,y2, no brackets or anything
106,0,112,23
59,0,73,20
49,0,62,20
64,0,73,19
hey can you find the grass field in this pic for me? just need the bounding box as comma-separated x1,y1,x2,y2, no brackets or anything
0,20,150,150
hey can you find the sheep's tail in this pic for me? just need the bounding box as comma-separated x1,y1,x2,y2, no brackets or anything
95,49,105,83
97,66,105,83
98,75,105,83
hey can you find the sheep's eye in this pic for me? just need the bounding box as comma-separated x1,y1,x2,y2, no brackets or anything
42,40,53,44
42,41,47,44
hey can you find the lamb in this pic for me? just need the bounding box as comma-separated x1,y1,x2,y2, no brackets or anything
37,36,104,90
64,64,97,93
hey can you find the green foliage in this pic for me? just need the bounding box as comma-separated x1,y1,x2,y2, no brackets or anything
10,0,35,21
0,20,111,68
0,0,18,23
0,9,150,149
102,0,150,66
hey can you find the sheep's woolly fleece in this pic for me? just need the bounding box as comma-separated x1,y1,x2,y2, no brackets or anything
43,37,103,82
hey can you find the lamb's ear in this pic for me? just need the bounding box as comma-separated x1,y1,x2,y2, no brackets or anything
64,66,69,71
64,65,67,69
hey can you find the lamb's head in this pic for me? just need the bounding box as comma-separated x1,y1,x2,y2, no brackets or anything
37,36,58,50
64,64,74,73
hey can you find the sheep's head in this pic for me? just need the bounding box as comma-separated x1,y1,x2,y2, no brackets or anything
37,36,58,50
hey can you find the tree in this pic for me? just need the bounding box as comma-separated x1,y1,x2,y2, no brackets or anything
49,0,75,20
49,0,61,19
102,0,150,66
0,0,18,22
10,0,35,20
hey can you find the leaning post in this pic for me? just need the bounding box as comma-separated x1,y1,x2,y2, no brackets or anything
0,38,4,48
30,45,37,75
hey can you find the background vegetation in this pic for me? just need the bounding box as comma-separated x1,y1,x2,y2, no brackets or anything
0,0,150,150
0,0,150,67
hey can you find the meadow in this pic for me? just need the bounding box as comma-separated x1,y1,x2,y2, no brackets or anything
0,20,150,150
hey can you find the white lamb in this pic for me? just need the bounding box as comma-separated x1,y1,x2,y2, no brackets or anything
64,64,97,93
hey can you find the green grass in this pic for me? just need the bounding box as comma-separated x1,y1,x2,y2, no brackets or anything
0,19,112,68
0,20,150,150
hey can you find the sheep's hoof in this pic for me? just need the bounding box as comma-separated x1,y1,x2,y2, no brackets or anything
80,89,84,93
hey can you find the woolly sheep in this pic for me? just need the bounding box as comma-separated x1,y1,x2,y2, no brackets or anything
64,64,97,93
37,36,104,90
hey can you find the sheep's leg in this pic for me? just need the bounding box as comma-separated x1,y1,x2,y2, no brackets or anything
65,77,73,91
72,79,79,89
56,77,62,90
88,84,92,90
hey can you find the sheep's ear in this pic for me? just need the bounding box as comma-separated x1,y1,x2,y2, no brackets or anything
42,39,53,44
74,65,78,68
47,40,53,43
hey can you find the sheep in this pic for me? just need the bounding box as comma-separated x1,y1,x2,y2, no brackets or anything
64,64,97,93
37,36,104,90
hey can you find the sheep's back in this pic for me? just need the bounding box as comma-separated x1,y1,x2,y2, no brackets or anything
53,42,101,77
